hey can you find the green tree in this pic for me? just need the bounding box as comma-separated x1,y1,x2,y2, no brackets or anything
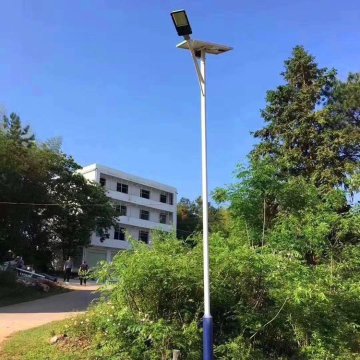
0,113,116,269
41,152,116,260
214,47,360,258
252,46,360,190
1,112,35,147
0,131,49,259
177,197,230,240
177,197,201,239
214,158,281,246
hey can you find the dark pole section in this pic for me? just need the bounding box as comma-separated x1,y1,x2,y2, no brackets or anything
203,315,213,360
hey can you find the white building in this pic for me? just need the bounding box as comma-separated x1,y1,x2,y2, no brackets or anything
79,164,177,267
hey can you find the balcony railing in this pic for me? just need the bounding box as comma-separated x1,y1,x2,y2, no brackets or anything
107,190,175,212
116,216,173,232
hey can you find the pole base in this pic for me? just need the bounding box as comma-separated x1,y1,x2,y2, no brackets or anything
203,315,213,360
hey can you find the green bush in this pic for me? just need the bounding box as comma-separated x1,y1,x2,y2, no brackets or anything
66,230,360,359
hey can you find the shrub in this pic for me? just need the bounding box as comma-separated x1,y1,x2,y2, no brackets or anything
66,231,360,359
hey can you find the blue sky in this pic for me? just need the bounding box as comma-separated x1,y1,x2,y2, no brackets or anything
1,1,359,201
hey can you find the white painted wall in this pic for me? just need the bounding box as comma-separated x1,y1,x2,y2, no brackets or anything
79,164,177,263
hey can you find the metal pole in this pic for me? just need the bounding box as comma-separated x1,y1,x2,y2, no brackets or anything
200,49,213,360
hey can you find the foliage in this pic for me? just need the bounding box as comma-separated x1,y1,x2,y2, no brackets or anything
0,113,116,269
90,233,203,359
215,158,359,258
177,197,202,239
1,112,35,147
63,230,360,359
252,46,360,190
213,158,281,245
177,197,230,240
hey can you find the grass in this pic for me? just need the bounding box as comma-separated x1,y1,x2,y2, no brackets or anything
0,319,92,360
0,271,70,307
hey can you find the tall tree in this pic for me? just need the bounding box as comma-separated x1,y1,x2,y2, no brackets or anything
252,46,360,190
2,112,35,147
0,113,116,269
45,154,116,259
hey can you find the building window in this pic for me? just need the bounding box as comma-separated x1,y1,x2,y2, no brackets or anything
160,193,167,203
140,189,150,199
117,183,128,194
114,226,125,240
159,213,167,224
169,193,173,205
115,205,127,216
100,178,106,187
139,230,149,243
140,209,149,221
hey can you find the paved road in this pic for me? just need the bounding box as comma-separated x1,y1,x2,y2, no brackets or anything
0,283,100,346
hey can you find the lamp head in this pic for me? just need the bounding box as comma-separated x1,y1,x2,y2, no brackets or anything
170,10,192,37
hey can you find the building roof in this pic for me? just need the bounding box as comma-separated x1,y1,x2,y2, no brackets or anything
79,163,177,193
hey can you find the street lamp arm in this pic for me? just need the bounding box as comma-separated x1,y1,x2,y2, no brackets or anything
184,36,205,95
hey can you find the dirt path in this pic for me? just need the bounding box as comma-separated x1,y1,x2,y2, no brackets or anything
0,283,100,346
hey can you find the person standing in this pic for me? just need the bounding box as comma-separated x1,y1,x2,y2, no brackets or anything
15,256,25,275
63,257,73,283
5,250,15,262
78,261,89,286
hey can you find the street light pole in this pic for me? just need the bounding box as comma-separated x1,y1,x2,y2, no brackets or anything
170,10,232,360
199,48,213,360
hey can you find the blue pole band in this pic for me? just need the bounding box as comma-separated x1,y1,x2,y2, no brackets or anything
203,315,213,360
